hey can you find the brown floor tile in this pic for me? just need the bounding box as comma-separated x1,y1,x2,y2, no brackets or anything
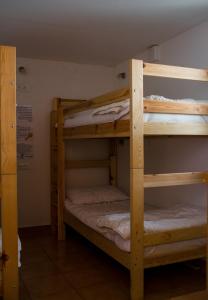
32,288,83,300
79,280,130,300
64,266,108,289
21,248,50,266
24,274,70,298
19,278,32,300
41,240,79,260
31,289,82,300
21,260,60,280
55,250,104,273
65,261,129,289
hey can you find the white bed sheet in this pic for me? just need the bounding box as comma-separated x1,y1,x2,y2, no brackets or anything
0,229,21,267
64,200,206,257
64,96,208,128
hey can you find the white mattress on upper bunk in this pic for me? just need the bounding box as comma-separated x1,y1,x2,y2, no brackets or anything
64,96,208,128
64,199,206,256
0,229,21,267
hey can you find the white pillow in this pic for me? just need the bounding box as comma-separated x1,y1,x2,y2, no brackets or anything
67,185,128,205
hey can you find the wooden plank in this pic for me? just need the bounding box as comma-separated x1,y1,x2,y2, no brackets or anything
65,159,110,169
0,46,16,174
144,62,208,81
144,99,208,115
57,106,65,240
144,225,206,247
144,122,208,135
53,97,86,111
64,88,129,117
59,98,86,108
1,176,18,300
145,246,205,269
170,290,208,300
130,59,144,300
0,45,18,300
144,171,208,188
64,121,130,139
64,121,208,139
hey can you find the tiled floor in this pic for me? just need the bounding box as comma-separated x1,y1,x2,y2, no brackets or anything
19,227,206,300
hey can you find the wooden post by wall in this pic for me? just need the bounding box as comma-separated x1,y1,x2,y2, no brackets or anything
129,59,144,300
0,46,19,299
57,104,66,240
50,100,58,234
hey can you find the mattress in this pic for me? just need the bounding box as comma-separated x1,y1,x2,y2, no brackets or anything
64,200,206,257
64,96,208,128
0,229,21,267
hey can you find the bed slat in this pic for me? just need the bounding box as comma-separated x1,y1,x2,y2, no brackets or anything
144,99,208,115
144,171,208,188
145,225,206,247
144,63,208,81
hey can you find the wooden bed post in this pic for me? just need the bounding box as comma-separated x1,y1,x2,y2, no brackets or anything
50,99,58,233
129,59,144,300
109,139,117,186
0,46,19,299
57,102,66,240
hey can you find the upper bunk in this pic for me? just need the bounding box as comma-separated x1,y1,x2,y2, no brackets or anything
56,61,208,138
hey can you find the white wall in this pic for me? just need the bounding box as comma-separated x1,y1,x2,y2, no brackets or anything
17,57,115,227
115,21,208,208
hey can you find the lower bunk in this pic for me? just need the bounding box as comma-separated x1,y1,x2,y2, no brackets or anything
63,186,206,269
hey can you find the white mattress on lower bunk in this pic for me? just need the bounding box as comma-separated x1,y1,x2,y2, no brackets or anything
64,96,208,128
64,200,206,257
0,229,21,267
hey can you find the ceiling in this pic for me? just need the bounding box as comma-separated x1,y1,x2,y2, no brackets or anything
0,0,208,66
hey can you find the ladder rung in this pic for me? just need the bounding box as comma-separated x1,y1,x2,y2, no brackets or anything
144,171,208,188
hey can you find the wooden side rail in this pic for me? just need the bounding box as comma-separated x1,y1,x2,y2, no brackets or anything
144,99,208,115
143,62,208,81
144,171,208,188
63,94,208,119
145,225,206,247
64,88,129,118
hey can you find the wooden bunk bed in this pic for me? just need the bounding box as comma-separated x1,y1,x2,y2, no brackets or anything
51,60,208,300
0,46,19,300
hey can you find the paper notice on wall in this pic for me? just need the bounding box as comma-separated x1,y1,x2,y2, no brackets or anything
17,105,33,169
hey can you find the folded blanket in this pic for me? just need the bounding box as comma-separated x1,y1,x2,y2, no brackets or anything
96,205,205,241
97,213,130,240
92,99,129,117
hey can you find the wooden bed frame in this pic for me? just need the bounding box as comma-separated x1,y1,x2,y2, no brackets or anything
51,60,208,300
0,46,19,299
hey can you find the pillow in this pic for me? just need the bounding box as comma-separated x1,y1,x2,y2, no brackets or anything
66,185,128,205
